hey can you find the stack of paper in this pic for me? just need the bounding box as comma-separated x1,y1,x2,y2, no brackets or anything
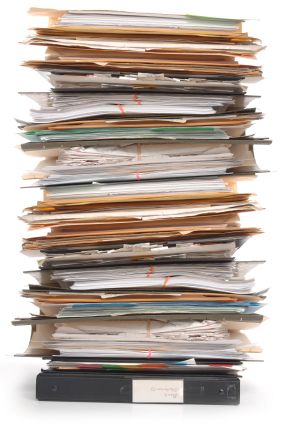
13,9,269,379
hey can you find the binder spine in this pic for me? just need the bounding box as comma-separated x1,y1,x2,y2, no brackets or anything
36,372,240,405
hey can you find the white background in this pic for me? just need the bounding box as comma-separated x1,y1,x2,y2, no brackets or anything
0,0,282,422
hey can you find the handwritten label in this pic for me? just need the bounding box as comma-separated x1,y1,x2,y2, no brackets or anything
132,379,184,403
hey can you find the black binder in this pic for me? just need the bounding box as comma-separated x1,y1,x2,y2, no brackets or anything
36,371,240,405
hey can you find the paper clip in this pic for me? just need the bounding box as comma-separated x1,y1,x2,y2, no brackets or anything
117,104,126,115
162,276,170,288
133,94,142,105
146,265,155,278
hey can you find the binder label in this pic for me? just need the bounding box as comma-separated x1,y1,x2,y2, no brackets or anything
132,379,184,403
